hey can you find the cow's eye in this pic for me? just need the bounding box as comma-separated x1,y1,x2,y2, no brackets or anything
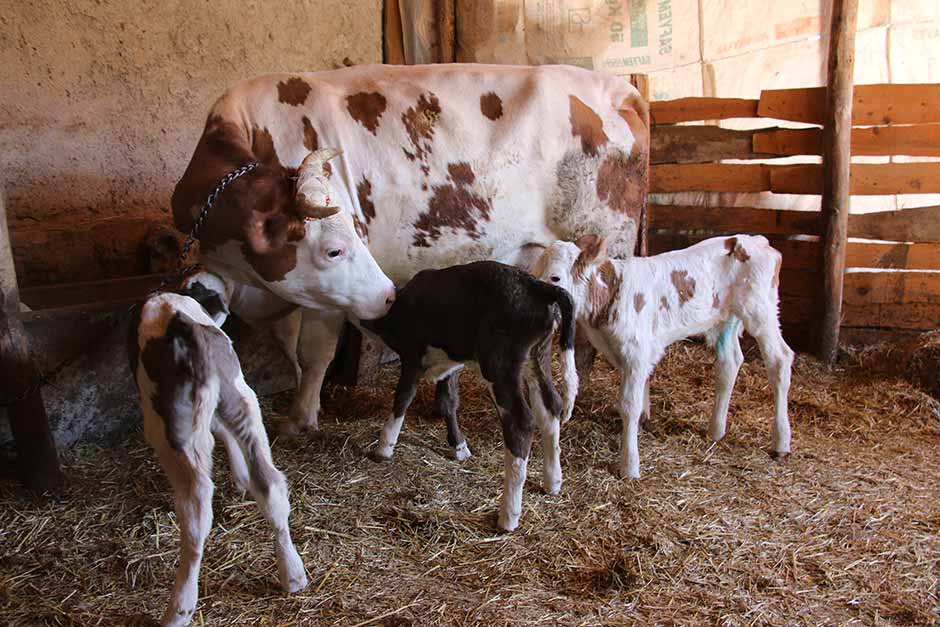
550,275,561,283
327,248,344,259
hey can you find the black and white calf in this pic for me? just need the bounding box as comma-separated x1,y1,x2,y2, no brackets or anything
129,284,308,627
361,261,578,532
535,234,793,479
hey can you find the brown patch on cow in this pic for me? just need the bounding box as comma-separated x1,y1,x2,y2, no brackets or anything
634,292,646,314
413,162,492,247
352,214,368,242
402,92,441,175
569,95,609,157
302,116,318,151
586,260,622,328
277,77,311,107
596,151,648,223
480,92,503,120
660,296,670,311
671,270,696,305
251,126,284,172
725,236,750,262
242,240,299,283
357,176,376,223
346,91,387,135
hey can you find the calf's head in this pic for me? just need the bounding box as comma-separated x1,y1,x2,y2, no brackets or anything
536,234,607,292
172,119,395,320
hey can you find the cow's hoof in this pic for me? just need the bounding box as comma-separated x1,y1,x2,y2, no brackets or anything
616,464,640,480
496,513,520,533
542,481,562,496
452,441,472,461
769,450,790,461
369,448,394,463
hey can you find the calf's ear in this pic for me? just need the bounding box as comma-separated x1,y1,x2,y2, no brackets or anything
575,234,607,265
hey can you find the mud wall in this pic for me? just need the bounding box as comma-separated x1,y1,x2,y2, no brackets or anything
0,0,381,286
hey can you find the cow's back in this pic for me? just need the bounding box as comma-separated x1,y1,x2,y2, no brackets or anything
201,64,648,282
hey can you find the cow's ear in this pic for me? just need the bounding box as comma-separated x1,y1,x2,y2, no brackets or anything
243,211,297,255
575,234,607,265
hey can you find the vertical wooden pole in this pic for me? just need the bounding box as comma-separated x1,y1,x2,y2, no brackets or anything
815,0,858,364
0,178,65,492
630,73,650,257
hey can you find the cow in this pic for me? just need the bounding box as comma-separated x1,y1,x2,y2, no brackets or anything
129,286,308,627
360,260,577,532
534,234,793,479
172,63,649,435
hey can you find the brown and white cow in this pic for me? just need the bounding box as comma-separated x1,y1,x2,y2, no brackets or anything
172,63,649,433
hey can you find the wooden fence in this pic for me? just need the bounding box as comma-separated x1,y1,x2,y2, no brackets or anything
647,83,940,343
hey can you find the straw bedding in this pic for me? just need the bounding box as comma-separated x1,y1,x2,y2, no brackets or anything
1,341,938,626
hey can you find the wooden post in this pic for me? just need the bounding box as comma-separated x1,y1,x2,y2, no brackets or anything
815,0,858,363
0,178,65,491
630,73,651,257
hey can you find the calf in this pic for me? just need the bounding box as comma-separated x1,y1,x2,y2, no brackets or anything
535,234,793,479
361,260,578,532
129,286,308,627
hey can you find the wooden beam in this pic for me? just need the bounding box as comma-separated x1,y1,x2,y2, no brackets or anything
815,0,859,362
649,204,820,236
383,0,406,64
630,73,650,257
0,177,65,492
651,164,770,193
843,271,940,305
651,125,779,164
771,162,940,195
650,97,759,124
848,205,940,242
759,83,940,125
754,124,940,157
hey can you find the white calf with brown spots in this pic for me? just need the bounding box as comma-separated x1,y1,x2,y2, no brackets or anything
535,234,793,479
130,291,307,627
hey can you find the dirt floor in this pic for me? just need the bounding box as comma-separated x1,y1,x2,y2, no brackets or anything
1,342,939,626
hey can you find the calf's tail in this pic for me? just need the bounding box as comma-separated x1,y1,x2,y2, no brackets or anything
538,283,579,423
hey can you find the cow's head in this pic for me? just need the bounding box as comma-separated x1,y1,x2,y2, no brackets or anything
172,117,395,320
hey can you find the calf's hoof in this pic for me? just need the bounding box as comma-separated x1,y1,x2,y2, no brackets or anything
452,441,472,461
369,447,394,463
542,480,562,496
616,464,641,480
768,449,790,461
281,570,309,594
278,552,309,593
497,512,520,533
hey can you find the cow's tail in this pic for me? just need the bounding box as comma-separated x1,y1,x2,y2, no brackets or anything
537,282,579,424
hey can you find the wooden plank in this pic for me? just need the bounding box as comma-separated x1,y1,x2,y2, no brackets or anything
845,241,940,270
0,176,64,492
771,163,940,195
650,97,759,124
651,125,779,164
848,205,940,242
649,204,820,236
651,164,770,193
758,83,940,125
20,273,167,311
843,271,940,305
843,302,940,330
754,125,940,157
630,74,651,257
383,0,406,64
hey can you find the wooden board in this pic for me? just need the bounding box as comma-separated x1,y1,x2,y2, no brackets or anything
649,204,820,236
845,241,940,270
753,125,940,157
770,163,940,195
843,271,940,305
651,125,779,164
758,84,940,125
650,164,770,193
848,205,940,242
20,273,167,311
650,98,759,124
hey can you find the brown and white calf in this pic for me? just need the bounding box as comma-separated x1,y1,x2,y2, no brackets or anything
535,234,793,479
129,287,308,627
361,261,577,532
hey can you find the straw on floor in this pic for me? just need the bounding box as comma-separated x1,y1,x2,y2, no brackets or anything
1,340,938,626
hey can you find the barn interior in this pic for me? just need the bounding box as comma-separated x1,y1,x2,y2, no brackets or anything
1,0,939,625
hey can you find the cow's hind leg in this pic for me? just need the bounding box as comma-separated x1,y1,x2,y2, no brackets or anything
373,358,422,460
436,371,471,461
219,376,308,593
144,410,214,627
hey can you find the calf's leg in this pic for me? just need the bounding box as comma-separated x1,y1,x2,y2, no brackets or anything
739,310,794,457
617,364,651,480
525,338,563,494
373,359,421,460
709,318,744,443
436,371,471,460
492,376,534,532
212,420,250,493
219,376,308,593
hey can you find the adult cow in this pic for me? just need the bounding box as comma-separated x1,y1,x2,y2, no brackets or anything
172,63,649,434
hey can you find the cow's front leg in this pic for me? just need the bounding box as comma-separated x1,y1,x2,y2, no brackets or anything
286,309,344,433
